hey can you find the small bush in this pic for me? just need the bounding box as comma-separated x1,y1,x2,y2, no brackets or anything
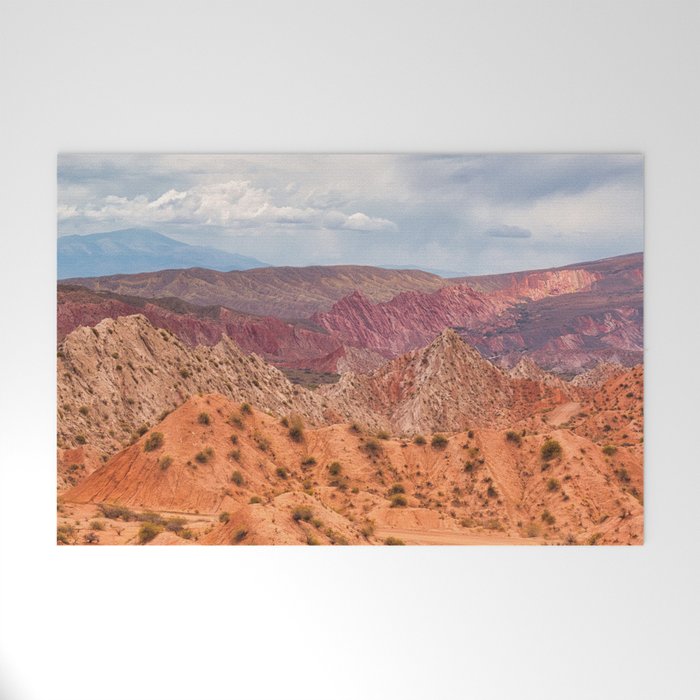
431,434,449,449
254,433,270,452
165,518,187,533
75,434,87,445
219,512,230,524
98,504,136,521
137,425,149,436
179,368,191,379
159,455,173,470
89,520,105,531
525,522,541,538
292,506,313,522
138,522,162,544
275,466,288,479
486,484,498,498
349,422,362,434
384,537,405,545
197,412,211,426
389,483,405,495
229,449,241,462
230,434,238,445
362,438,382,457
546,478,560,492
390,494,407,508
602,445,617,456
328,461,342,476
144,432,164,452
301,456,317,468
505,430,522,446
376,430,390,440
230,470,244,486
240,402,252,415
195,447,214,464
413,434,426,445
57,525,75,545
79,405,89,416
540,439,562,462
232,528,248,543
249,495,262,504
541,509,556,525
306,534,319,545
84,531,100,545
287,414,305,442
229,413,244,429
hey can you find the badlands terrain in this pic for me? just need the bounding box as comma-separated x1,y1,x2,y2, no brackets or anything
57,253,643,545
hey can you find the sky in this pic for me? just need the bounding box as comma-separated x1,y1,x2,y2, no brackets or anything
57,154,644,275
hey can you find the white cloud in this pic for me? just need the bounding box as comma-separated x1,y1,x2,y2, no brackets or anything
58,179,398,234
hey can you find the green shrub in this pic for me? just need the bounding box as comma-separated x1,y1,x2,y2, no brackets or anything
79,405,89,416
249,496,262,504
232,528,248,543
75,434,87,445
197,412,211,426
179,368,191,379
306,534,319,545
137,425,149,436
362,438,382,457
328,461,342,476
159,455,173,470
389,483,405,495
98,503,136,521
165,518,187,533
195,447,214,464
138,522,162,544
89,520,105,531
276,466,288,479
301,456,317,468
505,430,522,446
144,432,164,452
602,445,617,456
413,434,426,445
230,434,238,445
254,433,270,452
431,434,449,449
229,449,241,462
230,470,244,486
546,478,560,492
84,531,100,545
376,430,390,440
384,537,405,545
240,402,252,415
541,509,556,525
287,414,305,442
292,506,313,522
390,494,407,508
486,484,498,498
219,512,230,524
540,439,562,461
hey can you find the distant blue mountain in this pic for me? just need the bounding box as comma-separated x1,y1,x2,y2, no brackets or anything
58,228,269,279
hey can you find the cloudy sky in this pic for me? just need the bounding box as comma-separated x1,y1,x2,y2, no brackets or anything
58,154,643,275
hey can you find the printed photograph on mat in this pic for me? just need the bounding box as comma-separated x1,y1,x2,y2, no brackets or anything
56,154,643,546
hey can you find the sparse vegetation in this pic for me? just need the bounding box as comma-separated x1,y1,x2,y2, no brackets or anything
541,509,556,525
413,434,426,445
505,430,522,446
362,438,382,457
138,522,162,544
384,537,405,545
546,478,561,492
390,494,408,508
159,455,173,470
328,461,342,476
275,466,288,479
389,483,405,495
233,528,248,543
292,506,313,522
230,470,244,486
143,432,164,452
602,445,617,456
287,414,305,442
540,438,562,461
219,512,230,523
98,503,136,521
249,496,262,504
240,402,252,415
376,430,390,440
431,434,449,449
197,412,211,426
194,447,214,464
301,456,317,468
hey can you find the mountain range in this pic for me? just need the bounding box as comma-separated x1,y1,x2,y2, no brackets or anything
56,251,644,545
57,228,268,279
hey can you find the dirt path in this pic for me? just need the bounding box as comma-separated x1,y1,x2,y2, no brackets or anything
546,401,581,426
374,527,546,546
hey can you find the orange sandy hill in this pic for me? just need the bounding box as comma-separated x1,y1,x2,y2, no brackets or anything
59,392,642,546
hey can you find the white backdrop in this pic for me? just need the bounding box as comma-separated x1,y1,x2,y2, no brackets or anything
0,1,698,699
